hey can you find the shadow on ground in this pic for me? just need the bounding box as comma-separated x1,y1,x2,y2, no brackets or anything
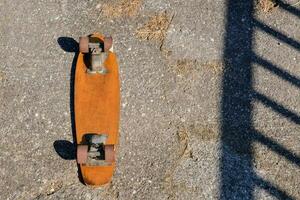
53,140,75,160
54,37,84,184
220,0,300,199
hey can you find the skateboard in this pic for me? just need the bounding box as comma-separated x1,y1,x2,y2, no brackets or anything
75,33,120,186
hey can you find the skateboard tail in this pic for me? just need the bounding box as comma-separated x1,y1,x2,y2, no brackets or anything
81,165,115,186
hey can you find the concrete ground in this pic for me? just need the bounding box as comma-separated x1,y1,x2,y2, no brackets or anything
0,0,299,199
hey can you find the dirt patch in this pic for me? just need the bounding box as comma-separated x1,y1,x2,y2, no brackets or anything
163,123,218,198
101,0,142,18
189,123,219,141
136,11,172,42
176,126,192,158
170,122,218,162
202,60,224,74
257,0,278,13
163,125,191,199
170,59,223,77
172,59,197,77
0,71,5,82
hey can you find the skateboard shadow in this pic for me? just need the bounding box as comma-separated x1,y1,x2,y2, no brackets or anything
55,36,84,184
53,140,75,160
57,37,79,52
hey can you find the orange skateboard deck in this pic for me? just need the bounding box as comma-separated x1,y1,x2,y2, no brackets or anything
75,33,120,186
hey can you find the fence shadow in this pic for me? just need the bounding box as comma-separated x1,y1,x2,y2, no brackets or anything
220,0,299,199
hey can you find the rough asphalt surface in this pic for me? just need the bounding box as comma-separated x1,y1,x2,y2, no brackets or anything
0,0,299,199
